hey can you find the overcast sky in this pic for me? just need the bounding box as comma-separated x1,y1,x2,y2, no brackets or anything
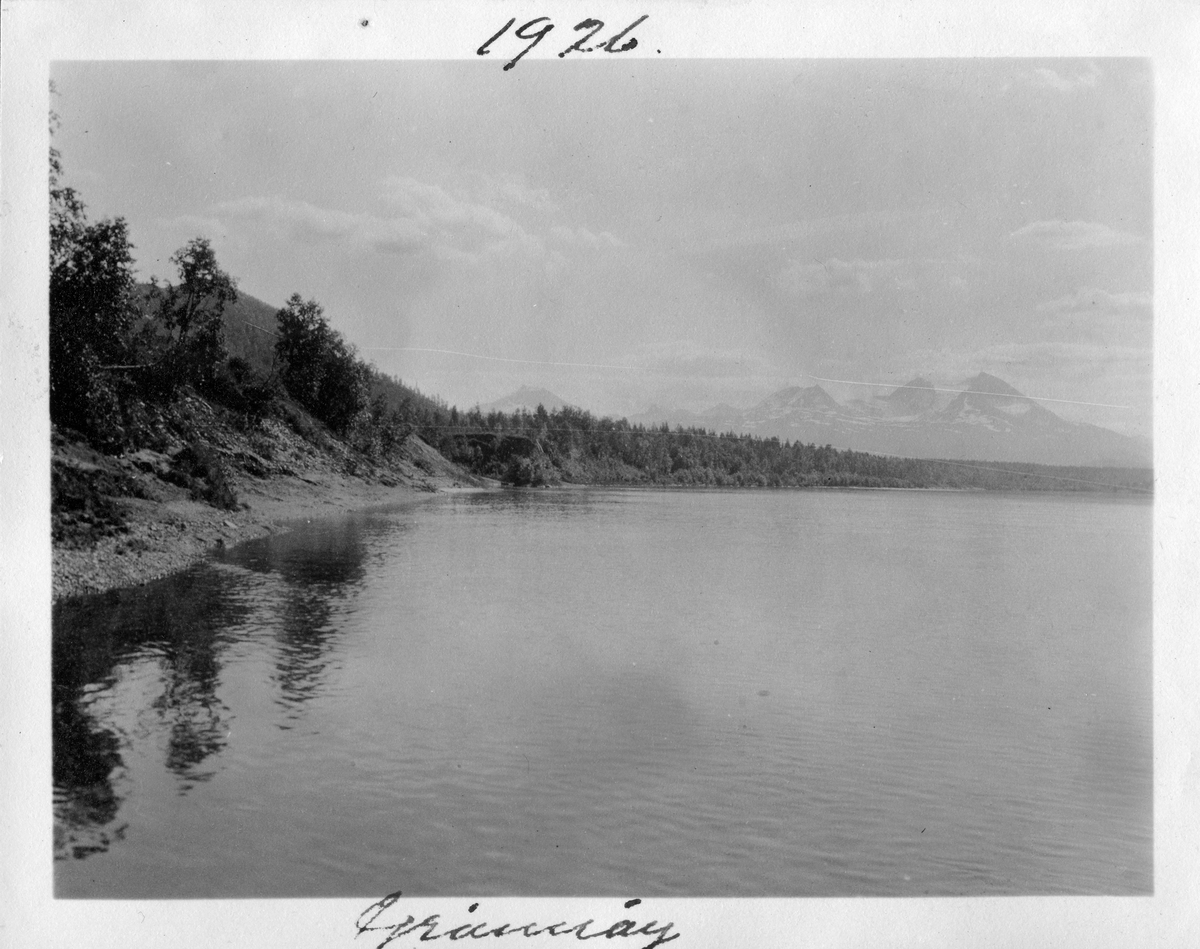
50,59,1152,436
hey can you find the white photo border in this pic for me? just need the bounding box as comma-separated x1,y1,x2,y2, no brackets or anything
3,2,1197,946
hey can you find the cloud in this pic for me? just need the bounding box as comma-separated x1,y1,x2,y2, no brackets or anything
379,176,545,261
218,196,362,242
965,340,1148,372
1032,287,1152,351
1025,62,1102,94
468,172,561,216
1036,287,1152,314
627,341,777,380
155,213,230,242
774,257,908,296
550,225,624,249
217,176,623,268
702,206,949,255
216,183,545,266
1009,219,1143,250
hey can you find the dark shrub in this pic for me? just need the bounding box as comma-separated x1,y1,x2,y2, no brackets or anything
211,356,277,422
169,440,239,510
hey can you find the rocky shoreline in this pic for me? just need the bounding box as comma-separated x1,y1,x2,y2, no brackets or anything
52,472,448,603
51,401,495,602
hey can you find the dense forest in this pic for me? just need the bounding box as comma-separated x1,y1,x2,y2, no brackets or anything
49,99,1151,503
408,407,1151,493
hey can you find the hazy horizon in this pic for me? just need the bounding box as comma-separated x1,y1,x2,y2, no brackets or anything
50,59,1152,438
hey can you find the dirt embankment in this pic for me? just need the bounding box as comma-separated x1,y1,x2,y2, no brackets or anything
52,395,495,602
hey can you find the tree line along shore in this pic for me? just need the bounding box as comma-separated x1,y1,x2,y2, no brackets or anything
49,107,1152,600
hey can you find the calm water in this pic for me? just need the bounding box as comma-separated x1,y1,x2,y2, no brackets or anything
53,488,1152,897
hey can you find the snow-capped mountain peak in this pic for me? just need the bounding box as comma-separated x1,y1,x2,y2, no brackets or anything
629,373,1149,467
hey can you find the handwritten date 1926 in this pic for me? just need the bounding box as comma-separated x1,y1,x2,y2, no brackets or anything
478,15,649,71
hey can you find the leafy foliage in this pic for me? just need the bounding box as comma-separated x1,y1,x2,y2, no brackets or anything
274,294,370,435
49,104,139,443
147,238,239,394
209,356,278,423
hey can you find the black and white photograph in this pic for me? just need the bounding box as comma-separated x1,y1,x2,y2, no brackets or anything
3,2,1199,947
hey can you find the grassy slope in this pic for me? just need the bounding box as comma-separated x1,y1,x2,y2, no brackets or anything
51,391,491,600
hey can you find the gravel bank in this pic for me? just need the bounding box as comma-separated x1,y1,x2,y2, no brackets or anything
51,471,453,602
51,412,496,602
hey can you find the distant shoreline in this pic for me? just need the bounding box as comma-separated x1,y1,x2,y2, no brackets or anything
538,477,1152,497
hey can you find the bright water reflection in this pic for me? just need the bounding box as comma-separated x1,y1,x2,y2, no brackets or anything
53,488,1152,896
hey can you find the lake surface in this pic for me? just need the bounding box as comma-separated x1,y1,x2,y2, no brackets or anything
53,488,1152,897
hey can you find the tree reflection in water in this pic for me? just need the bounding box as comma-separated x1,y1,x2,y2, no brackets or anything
53,515,375,863
52,696,124,860
219,519,369,727
53,567,250,859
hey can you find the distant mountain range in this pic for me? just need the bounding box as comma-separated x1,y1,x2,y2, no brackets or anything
478,386,570,415
629,373,1151,468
